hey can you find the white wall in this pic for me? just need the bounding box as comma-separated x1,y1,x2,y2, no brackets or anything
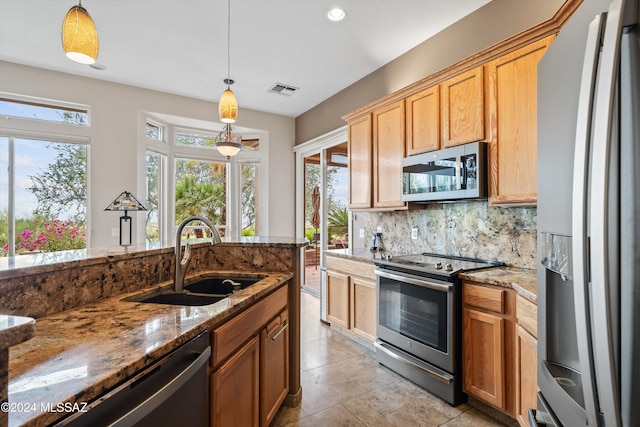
0,61,296,247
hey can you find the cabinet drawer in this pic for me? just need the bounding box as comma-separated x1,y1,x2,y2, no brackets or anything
464,282,505,314
516,295,537,338
212,285,288,366
265,309,288,339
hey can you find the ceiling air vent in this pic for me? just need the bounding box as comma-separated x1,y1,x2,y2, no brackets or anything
269,83,299,96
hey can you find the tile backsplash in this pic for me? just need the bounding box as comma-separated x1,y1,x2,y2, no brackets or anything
360,201,537,269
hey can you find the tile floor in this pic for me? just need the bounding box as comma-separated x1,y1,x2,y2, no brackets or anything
271,292,506,427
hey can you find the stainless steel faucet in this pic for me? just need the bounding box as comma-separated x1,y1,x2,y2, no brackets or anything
174,216,222,293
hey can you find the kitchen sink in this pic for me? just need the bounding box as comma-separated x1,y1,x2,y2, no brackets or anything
134,291,228,306
184,276,263,294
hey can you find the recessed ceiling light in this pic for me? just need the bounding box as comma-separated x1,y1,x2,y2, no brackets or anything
327,8,346,22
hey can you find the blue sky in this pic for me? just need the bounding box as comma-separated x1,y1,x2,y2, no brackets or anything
1,137,62,219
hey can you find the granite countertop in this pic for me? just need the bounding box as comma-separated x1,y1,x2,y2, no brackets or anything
459,267,537,303
326,249,537,303
6,270,291,427
0,237,309,277
325,247,385,263
0,316,36,350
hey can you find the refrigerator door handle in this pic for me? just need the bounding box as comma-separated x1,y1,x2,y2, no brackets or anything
618,21,640,427
571,11,605,427
589,0,626,425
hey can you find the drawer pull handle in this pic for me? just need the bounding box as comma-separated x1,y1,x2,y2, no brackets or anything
271,322,288,340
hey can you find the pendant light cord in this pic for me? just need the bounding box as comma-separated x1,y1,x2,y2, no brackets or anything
226,0,231,90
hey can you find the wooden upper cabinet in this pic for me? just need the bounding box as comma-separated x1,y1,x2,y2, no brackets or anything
348,114,372,209
373,100,406,208
487,36,554,206
406,85,440,155
441,66,486,148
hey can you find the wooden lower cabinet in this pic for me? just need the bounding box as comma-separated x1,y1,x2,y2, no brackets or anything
210,285,289,426
462,281,516,417
463,308,505,408
211,336,260,427
515,324,537,427
515,295,538,427
350,277,376,342
326,270,350,329
260,309,289,426
325,256,377,343
463,281,539,424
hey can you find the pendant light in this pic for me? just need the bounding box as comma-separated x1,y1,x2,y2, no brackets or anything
61,1,99,65
214,124,243,159
218,0,238,124
215,0,243,158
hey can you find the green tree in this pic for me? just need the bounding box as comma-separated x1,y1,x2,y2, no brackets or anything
146,152,159,223
241,163,257,232
327,205,348,239
27,111,88,223
28,143,87,223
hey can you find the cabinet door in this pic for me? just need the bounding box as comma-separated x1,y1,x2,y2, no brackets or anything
406,86,440,155
211,335,259,427
350,277,377,343
348,114,373,209
487,36,554,206
373,100,406,208
441,66,486,147
326,271,350,328
463,307,505,410
261,310,289,426
515,324,538,427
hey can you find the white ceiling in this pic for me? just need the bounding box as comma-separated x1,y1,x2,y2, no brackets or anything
0,0,490,118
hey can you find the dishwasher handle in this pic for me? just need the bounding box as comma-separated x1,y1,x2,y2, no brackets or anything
110,345,211,427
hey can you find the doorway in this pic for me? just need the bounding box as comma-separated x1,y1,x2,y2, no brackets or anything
295,127,349,312
301,143,348,296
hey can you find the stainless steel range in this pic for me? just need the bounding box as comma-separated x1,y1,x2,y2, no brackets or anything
374,252,502,405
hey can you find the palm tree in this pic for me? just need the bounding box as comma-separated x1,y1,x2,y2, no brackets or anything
175,176,224,238
327,206,348,239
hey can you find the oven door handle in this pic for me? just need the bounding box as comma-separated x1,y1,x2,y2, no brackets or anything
375,270,453,292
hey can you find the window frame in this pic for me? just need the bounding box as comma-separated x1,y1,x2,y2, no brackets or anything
0,92,91,127
0,95,91,256
141,116,261,244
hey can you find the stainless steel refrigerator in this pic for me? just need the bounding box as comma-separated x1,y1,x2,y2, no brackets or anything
535,0,639,425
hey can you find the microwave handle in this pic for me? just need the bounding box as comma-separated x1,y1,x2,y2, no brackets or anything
459,157,466,189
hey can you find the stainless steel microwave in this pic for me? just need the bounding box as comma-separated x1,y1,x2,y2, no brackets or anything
402,141,487,202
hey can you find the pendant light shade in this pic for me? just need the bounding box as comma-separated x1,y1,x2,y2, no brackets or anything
218,88,238,123
215,124,243,159
62,2,99,65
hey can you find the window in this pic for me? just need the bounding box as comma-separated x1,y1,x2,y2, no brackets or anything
175,158,227,237
1,95,90,257
0,96,88,125
241,162,259,236
1,137,87,257
146,151,164,243
145,121,163,140
142,117,262,242
175,129,217,149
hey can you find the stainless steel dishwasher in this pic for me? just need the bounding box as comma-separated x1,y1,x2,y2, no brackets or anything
56,331,210,427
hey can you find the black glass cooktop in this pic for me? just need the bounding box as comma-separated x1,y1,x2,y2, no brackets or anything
374,252,503,277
